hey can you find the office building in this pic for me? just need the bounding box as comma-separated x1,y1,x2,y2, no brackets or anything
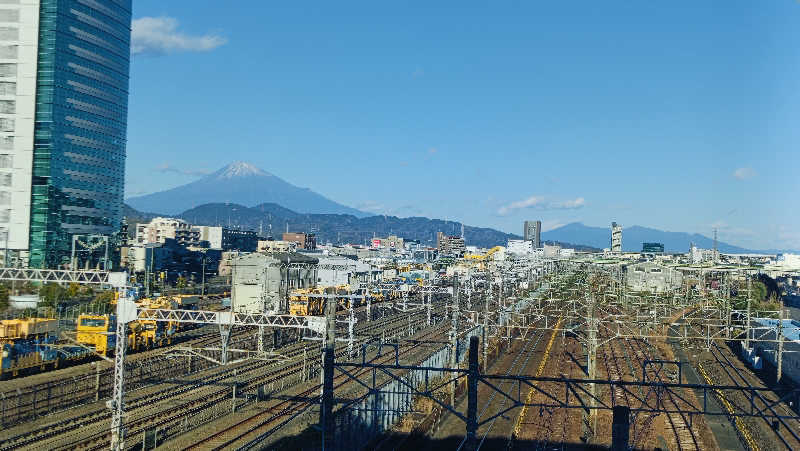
611,222,622,253
523,220,541,248
1,1,131,267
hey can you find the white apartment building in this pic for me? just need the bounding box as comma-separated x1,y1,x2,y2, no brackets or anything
507,239,533,255
135,217,199,247
194,225,223,249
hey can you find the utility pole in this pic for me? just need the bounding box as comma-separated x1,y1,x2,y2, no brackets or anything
465,335,479,451
449,275,459,408
745,277,752,349
583,294,597,442
483,286,489,371
777,308,784,382
426,291,432,326
201,255,206,297
320,289,336,450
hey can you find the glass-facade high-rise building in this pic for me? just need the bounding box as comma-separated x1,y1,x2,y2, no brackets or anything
523,220,541,249
0,0,130,268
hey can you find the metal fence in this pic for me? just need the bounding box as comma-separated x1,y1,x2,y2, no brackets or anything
333,325,482,450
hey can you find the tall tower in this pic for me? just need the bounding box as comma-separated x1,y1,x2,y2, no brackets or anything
3,1,132,268
524,220,541,248
713,228,719,262
611,222,622,253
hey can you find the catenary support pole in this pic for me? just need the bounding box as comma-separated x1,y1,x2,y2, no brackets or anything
219,324,232,365
611,405,630,451
777,308,784,382
465,335,479,451
320,289,336,450
110,301,129,450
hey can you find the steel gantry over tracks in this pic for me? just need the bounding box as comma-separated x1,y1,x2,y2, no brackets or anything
109,282,328,450
0,267,112,284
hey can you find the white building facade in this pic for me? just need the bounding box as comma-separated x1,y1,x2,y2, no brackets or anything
2,2,39,262
135,217,199,247
507,239,533,256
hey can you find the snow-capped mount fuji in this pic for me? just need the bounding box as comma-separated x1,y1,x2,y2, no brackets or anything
126,162,368,217
214,161,272,179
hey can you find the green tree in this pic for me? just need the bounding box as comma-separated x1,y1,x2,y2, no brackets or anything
752,280,768,302
66,282,81,299
94,290,116,305
81,285,95,299
39,283,66,307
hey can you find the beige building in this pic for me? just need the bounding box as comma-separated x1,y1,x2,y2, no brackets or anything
135,217,199,247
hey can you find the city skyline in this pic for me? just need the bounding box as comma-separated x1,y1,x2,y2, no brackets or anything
125,1,799,251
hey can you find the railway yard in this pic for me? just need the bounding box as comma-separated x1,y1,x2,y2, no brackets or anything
1,260,800,450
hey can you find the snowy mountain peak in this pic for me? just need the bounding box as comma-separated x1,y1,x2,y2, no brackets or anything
214,161,271,179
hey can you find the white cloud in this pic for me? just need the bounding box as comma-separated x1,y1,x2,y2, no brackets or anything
551,197,585,209
132,17,227,55
496,196,585,216
733,167,756,180
497,196,546,216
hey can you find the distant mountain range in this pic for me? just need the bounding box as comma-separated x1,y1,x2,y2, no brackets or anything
123,202,598,251
542,222,787,254
126,162,368,217
123,162,785,254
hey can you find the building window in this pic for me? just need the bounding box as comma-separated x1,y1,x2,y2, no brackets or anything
0,10,19,22
0,208,8,223
0,63,15,77
0,100,13,113
0,27,17,41
0,172,9,187
0,117,12,132
0,45,16,59
0,81,13,95
0,153,10,168
0,190,9,205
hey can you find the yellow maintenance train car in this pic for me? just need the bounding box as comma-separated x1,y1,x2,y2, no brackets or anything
289,285,374,316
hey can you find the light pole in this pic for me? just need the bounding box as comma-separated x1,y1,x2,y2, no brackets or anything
201,254,206,296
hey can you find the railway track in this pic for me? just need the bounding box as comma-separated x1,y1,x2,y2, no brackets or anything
508,317,563,449
0,325,261,427
181,322,450,450
473,327,545,449
2,306,444,450
0,301,433,430
628,337,700,450
709,342,800,450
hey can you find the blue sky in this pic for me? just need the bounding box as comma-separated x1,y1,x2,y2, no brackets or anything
126,1,800,250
